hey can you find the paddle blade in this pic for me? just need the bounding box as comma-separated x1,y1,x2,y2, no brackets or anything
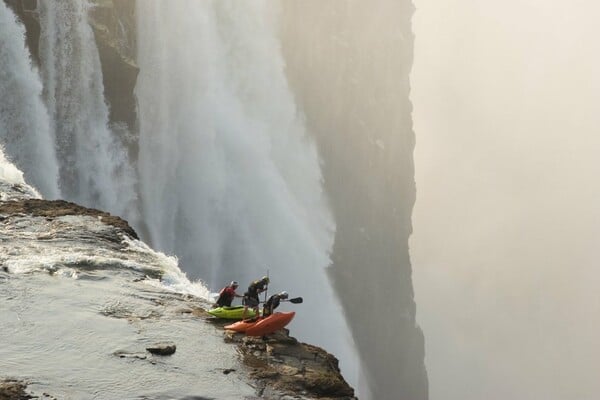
288,297,303,304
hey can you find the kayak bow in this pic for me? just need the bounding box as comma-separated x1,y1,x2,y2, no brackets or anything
208,305,257,320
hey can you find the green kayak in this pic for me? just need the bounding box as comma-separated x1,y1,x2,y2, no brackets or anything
207,305,257,320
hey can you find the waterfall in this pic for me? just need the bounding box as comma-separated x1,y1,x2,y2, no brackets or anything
37,0,137,221
136,0,360,386
0,0,362,390
0,1,59,198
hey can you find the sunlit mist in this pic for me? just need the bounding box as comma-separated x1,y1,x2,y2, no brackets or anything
411,1,600,399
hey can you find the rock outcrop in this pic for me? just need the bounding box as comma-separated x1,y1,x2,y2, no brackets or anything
198,308,356,399
145,342,177,356
227,329,357,399
0,379,32,400
0,198,138,239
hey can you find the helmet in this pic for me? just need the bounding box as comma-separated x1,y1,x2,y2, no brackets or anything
230,281,239,288
262,276,270,284
279,291,288,299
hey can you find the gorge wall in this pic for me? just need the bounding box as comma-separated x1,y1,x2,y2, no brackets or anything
277,2,427,399
5,0,138,138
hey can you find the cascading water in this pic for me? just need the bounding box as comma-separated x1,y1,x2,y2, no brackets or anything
0,1,59,199
135,0,361,388
37,0,138,222
0,0,363,393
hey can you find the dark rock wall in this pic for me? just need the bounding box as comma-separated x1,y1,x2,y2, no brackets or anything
278,2,428,399
4,0,139,137
4,0,40,64
88,0,138,136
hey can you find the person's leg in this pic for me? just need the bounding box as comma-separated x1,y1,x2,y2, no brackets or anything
243,296,258,321
242,296,249,320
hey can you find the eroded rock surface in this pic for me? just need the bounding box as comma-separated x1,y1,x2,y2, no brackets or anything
0,199,138,239
225,328,357,400
0,379,32,400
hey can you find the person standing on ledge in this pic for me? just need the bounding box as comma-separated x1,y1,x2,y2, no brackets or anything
242,276,269,320
212,281,243,308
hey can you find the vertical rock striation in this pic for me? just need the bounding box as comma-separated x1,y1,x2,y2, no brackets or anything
278,2,428,399
4,0,138,136
3,0,39,63
87,0,138,137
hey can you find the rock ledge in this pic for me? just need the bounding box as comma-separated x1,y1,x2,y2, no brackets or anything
0,199,138,239
225,328,357,400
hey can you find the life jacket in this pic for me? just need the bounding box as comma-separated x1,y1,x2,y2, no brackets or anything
245,280,267,299
216,286,235,306
262,294,282,316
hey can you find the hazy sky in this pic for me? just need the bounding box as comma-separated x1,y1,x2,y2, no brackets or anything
411,1,600,399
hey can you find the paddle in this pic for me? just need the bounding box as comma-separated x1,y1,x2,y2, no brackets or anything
259,296,303,304
285,297,303,304
264,270,269,304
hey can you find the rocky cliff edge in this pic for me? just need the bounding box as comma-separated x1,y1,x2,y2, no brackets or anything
0,195,356,400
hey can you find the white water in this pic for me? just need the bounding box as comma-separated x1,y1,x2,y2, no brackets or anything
37,0,138,222
0,2,59,198
0,167,247,399
0,145,41,202
136,0,360,387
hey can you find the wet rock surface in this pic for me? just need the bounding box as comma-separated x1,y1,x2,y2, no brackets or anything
0,379,32,400
0,199,138,239
146,342,177,356
221,324,357,400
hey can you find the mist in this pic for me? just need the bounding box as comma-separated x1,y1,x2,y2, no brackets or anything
411,1,600,399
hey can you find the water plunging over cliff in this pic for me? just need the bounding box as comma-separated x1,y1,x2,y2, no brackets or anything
37,0,137,221
135,0,360,388
0,1,59,198
1,0,365,394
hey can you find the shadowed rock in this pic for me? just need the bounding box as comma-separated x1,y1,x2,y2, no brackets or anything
225,329,357,400
0,379,32,400
146,342,177,356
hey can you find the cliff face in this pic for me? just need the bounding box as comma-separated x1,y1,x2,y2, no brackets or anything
3,0,39,63
4,0,138,136
87,0,138,136
278,2,428,399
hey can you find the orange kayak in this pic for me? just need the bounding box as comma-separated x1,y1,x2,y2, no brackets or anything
246,312,295,336
224,312,295,336
224,318,258,333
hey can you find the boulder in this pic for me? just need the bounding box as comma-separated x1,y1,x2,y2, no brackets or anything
146,342,177,356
